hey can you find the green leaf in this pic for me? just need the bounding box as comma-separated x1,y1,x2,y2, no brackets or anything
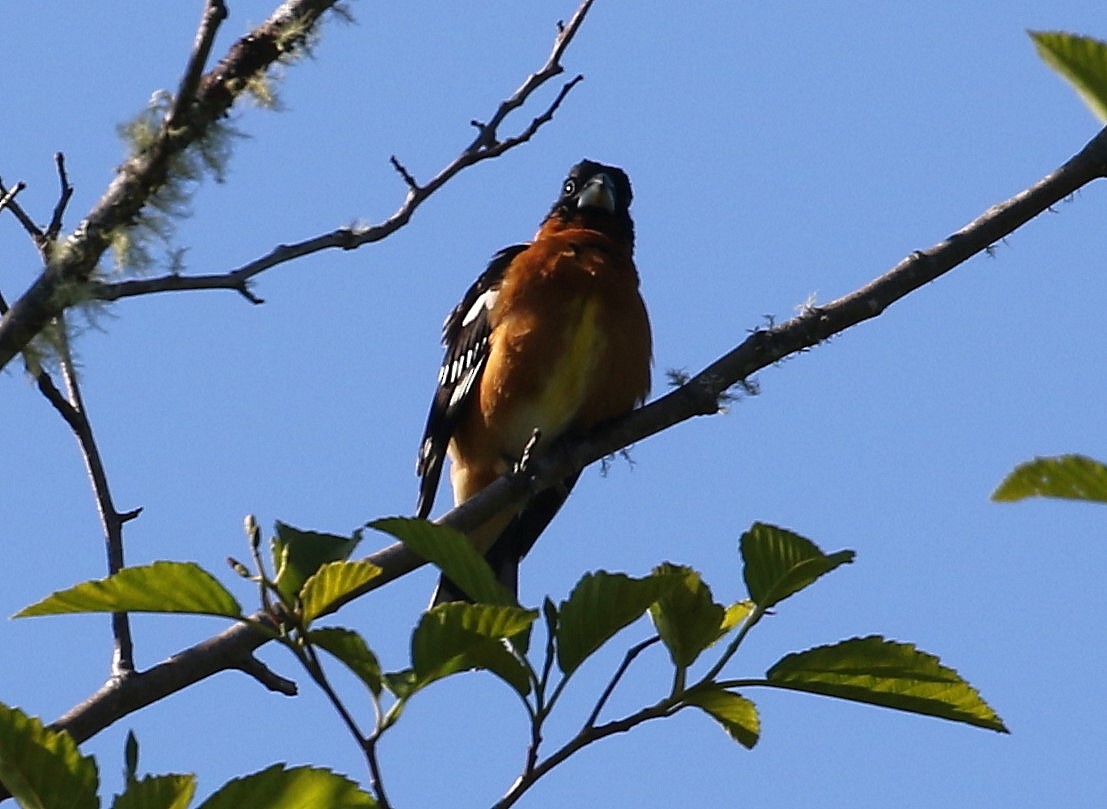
308,627,383,696
767,636,1008,733
123,730,139,784
1031,31,1107,122
381,669,419,701
718,600,753,639
411,603,537,694
684,688,760,749
300,560,382,623
992,454,1107,504
557,571,674,675
648,564,726,667
112,774,196,809
197,763,375,809
0,702,98,809
15,562,242,619
271,522,361,600
370,517,512,605
740,523,854,609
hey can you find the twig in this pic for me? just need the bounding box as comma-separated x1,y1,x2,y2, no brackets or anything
584,636,661,729
0,0,344,372
0,180,26,216
234,654,297,695
38,319,140,675
389,155,420,192
0,177,44,245
88,270,265,304
168,0,228,129
296,641,394,809
86,1,595,306
44,153,74,244
498,696,681,809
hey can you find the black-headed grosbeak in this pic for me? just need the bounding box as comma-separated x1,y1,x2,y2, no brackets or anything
416,159,652,602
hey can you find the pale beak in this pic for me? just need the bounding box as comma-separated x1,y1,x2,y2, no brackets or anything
576,173,616,213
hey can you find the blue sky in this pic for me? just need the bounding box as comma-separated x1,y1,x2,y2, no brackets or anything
4,2,1107,807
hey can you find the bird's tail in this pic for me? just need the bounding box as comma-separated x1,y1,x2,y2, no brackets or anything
430,472,581,605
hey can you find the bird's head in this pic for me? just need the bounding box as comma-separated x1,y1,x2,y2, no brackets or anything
539,159,634,248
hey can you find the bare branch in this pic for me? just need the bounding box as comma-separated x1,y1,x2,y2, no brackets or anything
33,320,139,675
0,0,344,372
0,177,44,244
88,271,265,305
87,0,596,306
168,0,229,129
0,180,27,216
36,124,1107,758
389,155,420,192
45,153,74,243
234,654,297,696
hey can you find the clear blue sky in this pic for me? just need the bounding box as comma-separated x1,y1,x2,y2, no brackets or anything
4,2,1107,807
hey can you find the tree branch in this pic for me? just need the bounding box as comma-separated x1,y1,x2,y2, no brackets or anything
44,153,74,245
0,0,343,372
168,0,228,130
0,181,26,218
85,4,594,307
34,123,1107,762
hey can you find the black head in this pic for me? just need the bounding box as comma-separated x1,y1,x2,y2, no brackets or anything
543,159,634,248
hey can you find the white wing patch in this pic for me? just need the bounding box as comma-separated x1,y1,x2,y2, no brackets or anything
461,288,498,327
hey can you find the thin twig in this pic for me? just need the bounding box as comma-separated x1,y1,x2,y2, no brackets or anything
297,641,394,809
0,180,26,215
584,636,661,729
499,696,681,809
0,176,44,244
45,153,74,244
389,155,420,192
87,1,595,306
234,654,297,695
168,0,228,128
0,0,344,372
88,270,265,304
52,318,139,674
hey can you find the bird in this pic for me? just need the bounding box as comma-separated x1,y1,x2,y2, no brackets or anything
416,159,652,603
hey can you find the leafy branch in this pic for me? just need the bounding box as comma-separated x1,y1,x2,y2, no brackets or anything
4,519,1004,807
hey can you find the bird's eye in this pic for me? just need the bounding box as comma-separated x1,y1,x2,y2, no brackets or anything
562,179,576,197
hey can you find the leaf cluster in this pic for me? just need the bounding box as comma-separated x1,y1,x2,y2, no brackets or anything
3,518,1006,807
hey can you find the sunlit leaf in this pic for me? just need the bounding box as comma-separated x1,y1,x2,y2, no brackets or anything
649,564,726,667
767,636,1008,733
15,562,242,619
411,603,537,694
370,517,512,605
684,688,760,749
0,702,98,809
300,561,382,623
740,523,854,609
557,571,674,675
717,601,753,639
992,454,1107,504
112,774,196,809
272,522,361,600
197,763,375,809
1031,31,1107,121
308,627,383,696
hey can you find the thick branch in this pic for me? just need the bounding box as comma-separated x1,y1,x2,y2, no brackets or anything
0,0,341,371
37,123,1107,759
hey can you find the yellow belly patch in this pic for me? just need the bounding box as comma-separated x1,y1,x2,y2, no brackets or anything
506,296,602,451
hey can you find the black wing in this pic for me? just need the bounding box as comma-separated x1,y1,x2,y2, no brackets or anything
416,244,529,518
